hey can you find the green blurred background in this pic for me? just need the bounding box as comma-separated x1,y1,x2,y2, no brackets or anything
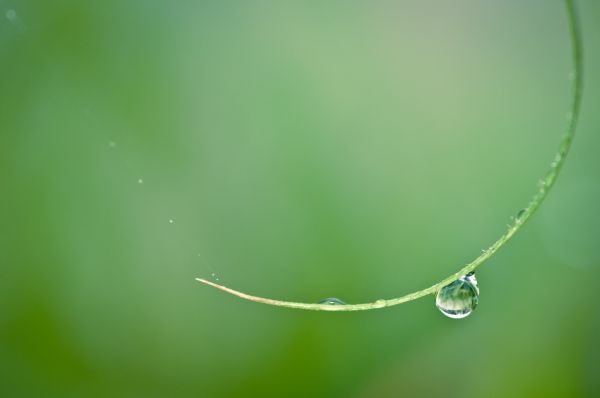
1,1,599,397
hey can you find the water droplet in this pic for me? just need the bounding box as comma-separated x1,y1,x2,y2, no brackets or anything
168,219,174,224
137,178,144,184
436,273,479,319
318,297,346,305
516,209,526,220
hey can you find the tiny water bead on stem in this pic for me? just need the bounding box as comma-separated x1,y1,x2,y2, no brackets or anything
318,298,346,305
195,0,583,317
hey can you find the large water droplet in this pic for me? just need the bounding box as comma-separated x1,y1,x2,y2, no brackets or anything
319,297,346,305
436,273,479,319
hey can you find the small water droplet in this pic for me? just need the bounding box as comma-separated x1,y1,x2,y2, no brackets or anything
516,209,526,220
169,219,174,224
137,178,144,184
436,273,479,319
318,297,346,305
374,299,386,308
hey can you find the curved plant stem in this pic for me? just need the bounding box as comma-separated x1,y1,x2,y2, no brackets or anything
196,0,583,312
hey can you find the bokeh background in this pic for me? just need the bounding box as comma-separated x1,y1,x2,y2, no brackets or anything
1,1,599,397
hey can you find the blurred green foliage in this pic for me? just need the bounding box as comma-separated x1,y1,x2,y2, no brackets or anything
1,1,599,397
